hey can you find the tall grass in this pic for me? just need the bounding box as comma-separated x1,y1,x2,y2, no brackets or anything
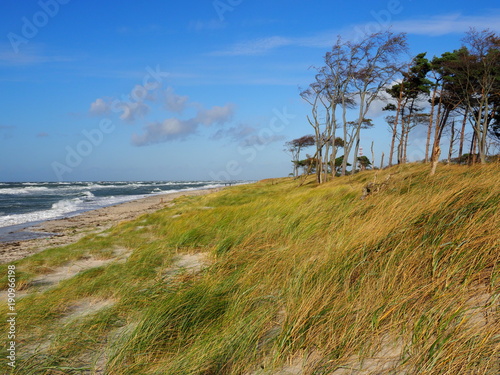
1,163,499,374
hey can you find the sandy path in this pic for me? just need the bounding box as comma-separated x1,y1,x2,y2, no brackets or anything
0,187,223,264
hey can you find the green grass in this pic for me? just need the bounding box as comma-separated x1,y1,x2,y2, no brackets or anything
1,163,499,374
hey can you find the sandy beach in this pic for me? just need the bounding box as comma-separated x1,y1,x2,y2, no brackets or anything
0,187,223,264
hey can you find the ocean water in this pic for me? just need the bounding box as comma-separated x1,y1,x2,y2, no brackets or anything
0,181,233,241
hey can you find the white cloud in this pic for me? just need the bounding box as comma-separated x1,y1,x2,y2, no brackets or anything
240,133,285,147
119,101,149,122
212,124,256,142
89,86,235,146
89,96,150,122
130,84,157,102
132,103,235,146
390,12,500,36
164,87,189,113
212,123,285,147
211,11,500,56
195,104,235,125
89,98,111,115
132,118,197,146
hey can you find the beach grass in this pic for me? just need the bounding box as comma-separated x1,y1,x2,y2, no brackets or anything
0,163,499,374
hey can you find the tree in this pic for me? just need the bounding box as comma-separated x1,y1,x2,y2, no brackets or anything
457,29,500,164
301,31,407,183
296,156,318,175
300,75,338,183
301,34,356,183
429,29,500,171
333,155,351,175
346,31,408,173
284,135,315,177
446,119,458,164
384,53,432,165
428,50,465,175
357,156,372,171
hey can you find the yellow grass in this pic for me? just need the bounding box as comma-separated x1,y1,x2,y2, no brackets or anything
0,163,499,374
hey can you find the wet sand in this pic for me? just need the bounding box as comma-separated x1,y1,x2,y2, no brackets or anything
0,188,223,264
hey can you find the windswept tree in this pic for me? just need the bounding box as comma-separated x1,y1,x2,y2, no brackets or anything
427,29,500,174
300,80,337,183
384,53,432,165
453,29,500,164
346,31,408,173
428,50,465,175
357,155,372,171
301,30,407,183
329,136,345,173
333,155,351,174
384,112,430,165
300,35,354,183
284,135,315,177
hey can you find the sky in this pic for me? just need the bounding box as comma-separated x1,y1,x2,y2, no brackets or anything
1,0,499,182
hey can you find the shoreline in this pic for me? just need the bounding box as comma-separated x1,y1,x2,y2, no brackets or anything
0,187,224,264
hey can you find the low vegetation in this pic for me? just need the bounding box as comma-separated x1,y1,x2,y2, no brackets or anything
1,163,499,374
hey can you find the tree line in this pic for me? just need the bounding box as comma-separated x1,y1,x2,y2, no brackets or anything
285,29,500,182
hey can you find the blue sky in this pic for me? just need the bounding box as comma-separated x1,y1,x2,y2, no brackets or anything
1,0,499,182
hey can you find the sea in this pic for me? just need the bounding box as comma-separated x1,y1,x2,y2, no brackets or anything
0,181,235,243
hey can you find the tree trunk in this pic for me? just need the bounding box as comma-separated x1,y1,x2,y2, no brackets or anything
330,145,338,180
323,142,330,183
403,125,410,163
471,132,478,165
430,146,441,176
389,85,404,166
398,115,405,164
317,147,323,183
472,92,489,164
401,100,415,164
388,125,397,167
380,152,385,169
371,141,375,170
458,109,468,161
425,117,433,163
479,126,487,164
341,115,349,176
429,101,449,176
425,84,438,163
447,120,455,164
468,131,476,165
353,137,360,174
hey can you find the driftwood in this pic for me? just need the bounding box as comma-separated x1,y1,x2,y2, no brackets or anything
361,175,392,200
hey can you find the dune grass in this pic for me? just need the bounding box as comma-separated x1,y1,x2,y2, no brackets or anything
0,163,499,374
